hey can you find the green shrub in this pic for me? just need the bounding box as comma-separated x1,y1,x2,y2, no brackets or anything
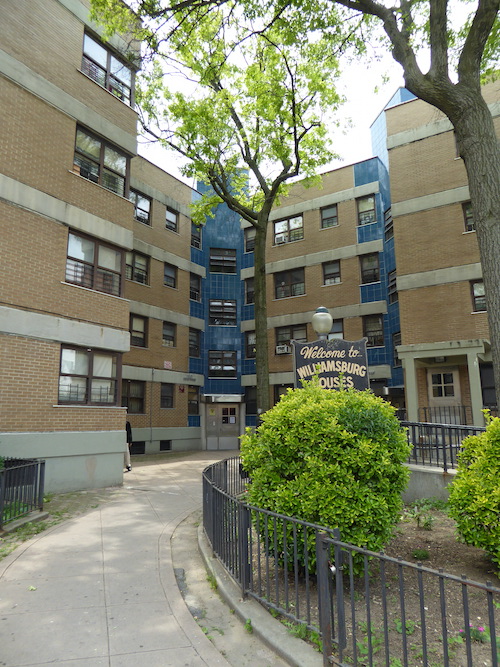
448,416,500,573
240,379,411,574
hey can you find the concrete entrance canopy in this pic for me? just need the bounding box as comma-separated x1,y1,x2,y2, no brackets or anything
397,339,490,426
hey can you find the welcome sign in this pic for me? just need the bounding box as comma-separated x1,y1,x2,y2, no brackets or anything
293,338,369,391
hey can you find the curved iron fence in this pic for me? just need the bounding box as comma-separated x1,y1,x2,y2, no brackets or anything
203,456,499,666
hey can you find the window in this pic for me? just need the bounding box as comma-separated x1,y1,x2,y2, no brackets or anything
384,208,394,241
129,189,151,224
274,384,293,404
363,314,384,347
471,280,486,312
245,386,257,415
164,262,177,289
430,372,455,398
59,346,118,405
209,300,237,326
82,33,133,104
190,273,201,301
360,253,380,284
66,231,122,296
357,195,376,225
245,331,256,358
165,207,178,232
189,328,201,357
245,227,256,252
122,379,145,413
210,248,237,273
321,204,338,228
245,278,255,304
130,314,147,347
463,202,475,232
162,321,176,347
160,383,174,408
191,223,201,249
274,268,305,299
126,251,149,284
328,319,343,340
323,260,341,285
274,215,303,244
188,386,200,415
388,270,398,303
73,127,128,196
393,331,402,367
276,324,307,347
208,350,237,378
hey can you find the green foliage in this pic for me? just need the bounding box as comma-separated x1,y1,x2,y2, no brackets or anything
240,380,410,574
411,547,430,560
448,417,500,573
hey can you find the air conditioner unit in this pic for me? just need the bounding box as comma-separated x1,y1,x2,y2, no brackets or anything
275,234,287,244
276,344,291,355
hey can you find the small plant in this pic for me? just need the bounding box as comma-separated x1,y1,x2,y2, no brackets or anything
411,547,430,560
389,659,404,667
394,618,417,635
244,618,253,633
206,573,217,590
459,623,490,643
356,622,384,657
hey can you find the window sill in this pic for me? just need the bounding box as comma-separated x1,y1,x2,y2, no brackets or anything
68,169,130,201
53,404,122,408
77,68,137,111
61,281,127,301
274,293,306,301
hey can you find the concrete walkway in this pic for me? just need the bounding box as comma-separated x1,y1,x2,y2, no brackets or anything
0,451,238,667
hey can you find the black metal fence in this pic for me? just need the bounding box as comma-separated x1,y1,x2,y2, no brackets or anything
0,458,45,529
203,457,500,666
403,421,485,472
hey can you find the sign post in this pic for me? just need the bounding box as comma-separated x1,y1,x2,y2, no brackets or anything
293,338,369,391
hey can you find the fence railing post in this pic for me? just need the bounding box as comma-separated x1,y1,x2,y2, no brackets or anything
238,502,251,598
316,530,333,666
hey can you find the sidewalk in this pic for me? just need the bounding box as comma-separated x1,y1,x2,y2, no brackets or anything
0,451,322,667
0,451,314,667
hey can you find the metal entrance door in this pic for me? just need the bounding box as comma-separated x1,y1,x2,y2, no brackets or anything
206,404,240,450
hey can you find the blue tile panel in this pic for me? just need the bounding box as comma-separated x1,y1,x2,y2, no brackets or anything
193,182,245,398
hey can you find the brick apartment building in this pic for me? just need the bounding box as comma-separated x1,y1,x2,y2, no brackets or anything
0,0,498,492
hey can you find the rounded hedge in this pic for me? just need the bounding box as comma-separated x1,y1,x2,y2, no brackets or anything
448,415,500,573
240,380,411,572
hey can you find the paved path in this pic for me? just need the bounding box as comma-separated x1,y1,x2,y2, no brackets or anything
0,451,238,667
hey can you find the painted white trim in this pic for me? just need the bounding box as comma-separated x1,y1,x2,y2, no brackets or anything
0,305,130,351
392,186,470,217
0,174,134,249
397,263,482,291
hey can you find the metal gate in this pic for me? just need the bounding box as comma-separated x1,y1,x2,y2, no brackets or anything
205,403,240,450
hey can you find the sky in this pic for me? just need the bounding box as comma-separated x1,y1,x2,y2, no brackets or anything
138,50,407,187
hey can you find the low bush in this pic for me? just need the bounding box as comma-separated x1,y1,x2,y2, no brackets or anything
448,415,500,573
240,379,411,574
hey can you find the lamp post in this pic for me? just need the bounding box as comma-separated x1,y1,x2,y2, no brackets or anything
311,306,333,341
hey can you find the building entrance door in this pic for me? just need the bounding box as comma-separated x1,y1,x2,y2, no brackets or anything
206,404,240,450
426,367,462,423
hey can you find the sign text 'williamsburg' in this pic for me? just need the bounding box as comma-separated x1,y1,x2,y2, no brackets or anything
293,338,369,391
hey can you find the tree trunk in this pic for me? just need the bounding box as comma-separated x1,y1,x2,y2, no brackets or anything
450,93,500,410
253,219,271,417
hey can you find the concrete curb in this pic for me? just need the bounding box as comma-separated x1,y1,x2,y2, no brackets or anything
197,523,323,667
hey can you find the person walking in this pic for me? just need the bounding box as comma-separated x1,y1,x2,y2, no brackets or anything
125,419,132,472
